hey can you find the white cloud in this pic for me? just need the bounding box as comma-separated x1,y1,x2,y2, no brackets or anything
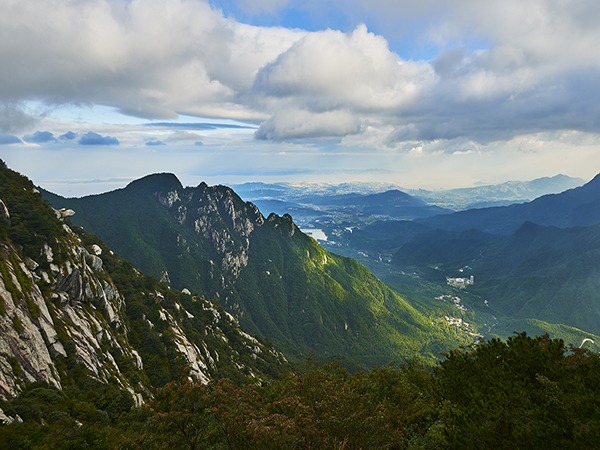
251,24,435,139
253,24,434,112
0,0,304,123
2,0,600,174
255,108,363,140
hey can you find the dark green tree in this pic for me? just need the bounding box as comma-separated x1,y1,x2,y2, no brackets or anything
435,332,600,450
127,361,437,450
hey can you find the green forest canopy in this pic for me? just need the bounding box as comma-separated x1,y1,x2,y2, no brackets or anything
2,333,600,450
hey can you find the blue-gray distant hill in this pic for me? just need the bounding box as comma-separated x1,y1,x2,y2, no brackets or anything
410,174,586,210
416,173,600,235
298,189,453,219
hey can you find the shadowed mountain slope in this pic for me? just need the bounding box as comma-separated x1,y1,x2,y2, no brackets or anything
393,218,600,337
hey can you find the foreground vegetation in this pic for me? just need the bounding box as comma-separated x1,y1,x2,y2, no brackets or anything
2,332,600,449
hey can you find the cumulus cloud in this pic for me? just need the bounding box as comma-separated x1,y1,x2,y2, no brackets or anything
432,47,467,77
59,131,77,141
0,0,303,121
23,131,56,143
2,0,600,150
251,24,434,139
0,103,38,134
255,109,363,140
246,0,600,144
253,25,433,112
78,132,119,146
146,139,166,146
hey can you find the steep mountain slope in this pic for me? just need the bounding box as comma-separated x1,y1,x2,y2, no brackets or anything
0,161,287,400
44,174,479,366
417,173,600,235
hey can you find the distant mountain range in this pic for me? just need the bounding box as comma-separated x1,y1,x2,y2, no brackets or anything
416,173,600,235
407,174,586,210
231,174,586,216
297,190,452,219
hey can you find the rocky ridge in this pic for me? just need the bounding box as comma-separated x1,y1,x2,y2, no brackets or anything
0,211,139,400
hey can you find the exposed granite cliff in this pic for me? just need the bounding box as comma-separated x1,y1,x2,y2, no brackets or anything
0,206,137,400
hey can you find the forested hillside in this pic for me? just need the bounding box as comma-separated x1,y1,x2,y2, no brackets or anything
4,331,600,449
392,219,600,342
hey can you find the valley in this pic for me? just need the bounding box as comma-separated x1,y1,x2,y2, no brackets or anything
41,173,480,368
232,174,600,352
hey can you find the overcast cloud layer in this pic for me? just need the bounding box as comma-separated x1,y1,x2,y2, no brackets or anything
2,0,600,195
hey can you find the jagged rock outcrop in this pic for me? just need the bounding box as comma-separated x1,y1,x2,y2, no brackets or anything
0,407,22,424
55,208,75,221
0,200,10,226
0,227,139,400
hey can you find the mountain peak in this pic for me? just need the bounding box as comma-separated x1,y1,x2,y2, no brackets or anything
126,172,183,193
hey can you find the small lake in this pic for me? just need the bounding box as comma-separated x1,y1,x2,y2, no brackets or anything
300,229,328,241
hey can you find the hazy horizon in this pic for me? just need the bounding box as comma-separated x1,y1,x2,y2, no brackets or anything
30,167,588,200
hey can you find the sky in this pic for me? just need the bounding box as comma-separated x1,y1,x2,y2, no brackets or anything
2,0,600,197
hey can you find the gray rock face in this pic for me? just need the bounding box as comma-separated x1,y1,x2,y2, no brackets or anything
0,232,137,400
53,208,75,221
0,221,286,401
86,253,103,271
0,408,22,424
